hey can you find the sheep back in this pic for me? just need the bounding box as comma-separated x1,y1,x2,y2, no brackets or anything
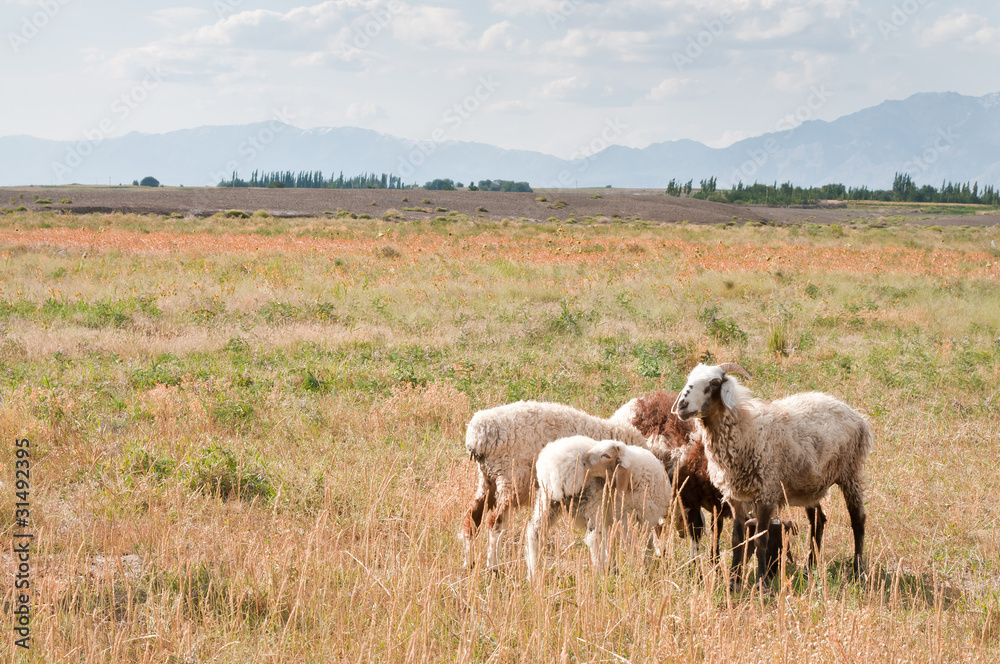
708,392,872,506
536,435,603,503
465,400,646,463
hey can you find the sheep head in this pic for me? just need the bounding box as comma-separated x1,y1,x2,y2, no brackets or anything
672,363,749,420
581,440,631,492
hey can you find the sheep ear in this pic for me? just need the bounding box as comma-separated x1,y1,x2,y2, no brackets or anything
613,465,630,492
720,378,738,410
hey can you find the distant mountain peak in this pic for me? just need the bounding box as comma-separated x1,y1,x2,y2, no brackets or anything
978,92,1000,109
0,91,997,188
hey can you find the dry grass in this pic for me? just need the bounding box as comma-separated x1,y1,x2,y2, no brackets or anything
1,212,999,662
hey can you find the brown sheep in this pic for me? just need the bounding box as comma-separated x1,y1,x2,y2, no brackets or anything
619,391,732,560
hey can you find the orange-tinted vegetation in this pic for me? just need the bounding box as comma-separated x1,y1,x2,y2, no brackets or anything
1,212,998,663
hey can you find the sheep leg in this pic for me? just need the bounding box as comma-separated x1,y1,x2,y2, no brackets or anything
525,497,560,580
765,518,784,577
753,504,776,586
485,492,514,572
729,502,749,590
806,505,827,569
842,483,867,578
687,506,705,557
461,470,496,568
710,508,725,563
781,521,797,567
584,521,609,572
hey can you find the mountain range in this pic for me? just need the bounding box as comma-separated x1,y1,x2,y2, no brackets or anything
2,91,998,189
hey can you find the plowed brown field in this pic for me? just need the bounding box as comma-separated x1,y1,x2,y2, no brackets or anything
5,185,1000,225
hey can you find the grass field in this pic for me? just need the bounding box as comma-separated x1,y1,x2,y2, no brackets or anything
1,210,999,662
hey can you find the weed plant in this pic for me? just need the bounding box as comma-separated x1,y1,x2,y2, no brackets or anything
0,212,998,661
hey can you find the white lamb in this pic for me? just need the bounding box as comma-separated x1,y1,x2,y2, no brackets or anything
672,363,872,586
524,436,671,579
460,401,647,570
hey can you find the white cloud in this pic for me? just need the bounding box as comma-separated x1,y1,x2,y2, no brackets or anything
478,21,529,53
86,1,417,80
920,11,1000,51
646,77,705,99
390,6,471,50
540,75,589,99
489,0,566,16
733,7,815,41
540,28,651,61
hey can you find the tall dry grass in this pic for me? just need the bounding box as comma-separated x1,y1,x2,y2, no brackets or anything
0,211,998,662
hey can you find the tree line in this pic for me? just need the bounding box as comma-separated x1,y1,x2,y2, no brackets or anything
218,170,407,189
424,178,533,192
677,173,1000,206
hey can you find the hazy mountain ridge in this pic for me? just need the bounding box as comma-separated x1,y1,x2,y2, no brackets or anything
1,91,998,189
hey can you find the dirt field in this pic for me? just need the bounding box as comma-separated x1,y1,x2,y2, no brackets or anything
5,185,999,225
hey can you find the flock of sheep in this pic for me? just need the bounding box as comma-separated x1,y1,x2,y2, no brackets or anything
459,362,873,587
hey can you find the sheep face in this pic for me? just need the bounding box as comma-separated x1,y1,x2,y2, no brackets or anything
581,440,630,491
672,364,739,420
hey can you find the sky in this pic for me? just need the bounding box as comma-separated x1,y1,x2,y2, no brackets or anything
2,0,1000,159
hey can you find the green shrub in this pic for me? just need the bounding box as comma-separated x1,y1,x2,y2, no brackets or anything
128,449,176,483
189,445,274,502
258,301,302,324
698,305,748,344
768,322,791,356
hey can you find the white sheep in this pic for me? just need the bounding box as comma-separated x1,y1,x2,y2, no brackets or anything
460,400,647,570
525,437,671,579
672,363,872,585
